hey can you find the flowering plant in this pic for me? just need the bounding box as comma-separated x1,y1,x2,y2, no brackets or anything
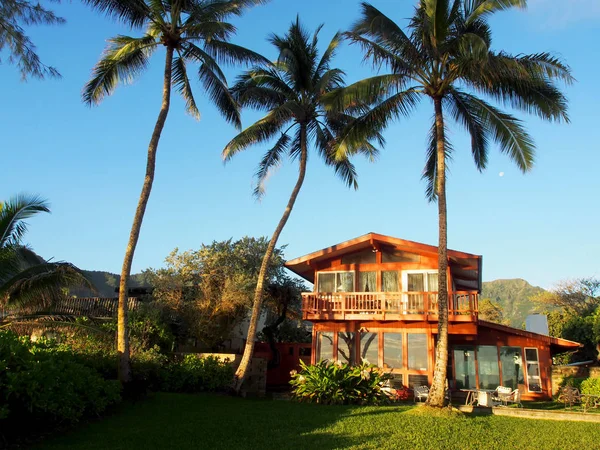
289,360,392,405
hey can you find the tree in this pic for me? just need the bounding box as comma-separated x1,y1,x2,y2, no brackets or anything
0,194,91,311
144,237,287,350
0,0,64,79
223,18,383,392
478,298,505,324
534,277,600,362
328,1,571,406
82,0,267,383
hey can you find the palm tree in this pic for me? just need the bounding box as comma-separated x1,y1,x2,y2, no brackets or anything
327,0,572,406
0,0,64,79
0,194,92,312
82,0,268,383
223,18,383,392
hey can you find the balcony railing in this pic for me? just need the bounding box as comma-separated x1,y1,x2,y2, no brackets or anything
301,291,478,321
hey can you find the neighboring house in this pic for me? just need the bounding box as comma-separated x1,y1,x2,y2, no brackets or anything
285,232,580,400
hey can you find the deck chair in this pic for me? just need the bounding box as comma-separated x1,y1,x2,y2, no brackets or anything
494,386,522,407
413,385,429,403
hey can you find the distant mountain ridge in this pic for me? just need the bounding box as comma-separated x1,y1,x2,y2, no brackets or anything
480,278,546,328
77,271,544,327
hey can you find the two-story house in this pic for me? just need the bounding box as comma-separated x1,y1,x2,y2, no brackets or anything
285,233,580,400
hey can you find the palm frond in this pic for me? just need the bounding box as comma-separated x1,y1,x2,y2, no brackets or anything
253,132,291,199
323,74,408,112
203,39,270,66
0,262,94,310
461,93,535,172
172,54,200,119
422,119,454,202
82,34,157,105
464,0,526,25
198,63,241,128
0,193,49,247
82,0,149,27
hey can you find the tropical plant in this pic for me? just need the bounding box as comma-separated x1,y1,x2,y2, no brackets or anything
0,0,64,79
82,0,268,383
327,0,572,406
0,194,92,312
289,359,392,405
222,18,383,392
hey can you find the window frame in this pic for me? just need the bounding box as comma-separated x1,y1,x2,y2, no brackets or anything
524,347,542,393
316,270,355,292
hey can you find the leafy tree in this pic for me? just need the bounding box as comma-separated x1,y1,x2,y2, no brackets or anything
82,0,267,383
144,237,286,350
535,277,600,362
478,298,505,324
0,194,92,311
223,18,383,392
0,0,64,79
327,0,571,406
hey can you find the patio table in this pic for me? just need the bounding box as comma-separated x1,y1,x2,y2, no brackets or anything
461,389,478,406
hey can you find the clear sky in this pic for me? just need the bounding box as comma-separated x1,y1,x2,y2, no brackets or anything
2,0,599,289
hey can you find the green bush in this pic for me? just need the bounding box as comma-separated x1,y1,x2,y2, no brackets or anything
161,354,234,392
559,375,586,391
581,377,600,396
0,331,121,427
289,360,392,405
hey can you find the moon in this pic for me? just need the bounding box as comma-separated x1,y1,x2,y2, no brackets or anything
499,172,505,177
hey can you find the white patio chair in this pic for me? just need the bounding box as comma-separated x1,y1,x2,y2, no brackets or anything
413,385,429,403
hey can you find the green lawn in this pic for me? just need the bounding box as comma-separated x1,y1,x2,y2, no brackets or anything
36,393,600,450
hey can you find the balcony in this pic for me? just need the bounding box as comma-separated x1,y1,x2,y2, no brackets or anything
301,291,478,322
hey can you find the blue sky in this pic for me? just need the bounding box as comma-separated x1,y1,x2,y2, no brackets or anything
2,0,599,289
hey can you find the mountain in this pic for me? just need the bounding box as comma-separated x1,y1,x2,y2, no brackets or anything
480,279,546,328
73,270,150,297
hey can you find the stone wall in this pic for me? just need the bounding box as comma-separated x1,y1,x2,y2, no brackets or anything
551,365,600,395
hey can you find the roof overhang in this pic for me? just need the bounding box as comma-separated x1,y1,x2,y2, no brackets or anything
478,320,582,354
285,232,482,291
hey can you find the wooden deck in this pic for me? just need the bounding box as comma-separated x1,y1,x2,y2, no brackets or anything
302,291,478,321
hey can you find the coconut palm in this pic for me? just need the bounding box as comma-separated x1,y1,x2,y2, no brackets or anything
82,0,267,383
327,0,572,406
0,194,92,311
0,0,64,79
223,18,383,392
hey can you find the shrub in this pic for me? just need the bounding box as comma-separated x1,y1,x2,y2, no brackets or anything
0,331,121,428
161,354,234,393
580,377,600,396
290,360,392,405
559,376,586,391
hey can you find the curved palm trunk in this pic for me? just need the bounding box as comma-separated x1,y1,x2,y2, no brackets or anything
427,97,449,407
233,126,308,393
117,46,174,384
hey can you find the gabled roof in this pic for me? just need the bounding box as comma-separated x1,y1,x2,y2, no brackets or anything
478,320,582,353
285,232,482,291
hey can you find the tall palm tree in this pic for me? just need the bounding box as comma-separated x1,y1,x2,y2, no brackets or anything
0,194,92,311
83,0,268,383
327,0,572,406
223,18,383,392
0,0,64,79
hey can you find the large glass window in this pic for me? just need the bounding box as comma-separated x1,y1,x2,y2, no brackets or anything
382,271,399,292
453,346,476,389
408,334,428,371
317,332,334,361
358,272,376,292
500,347,524,390
360,332,378,365
317,272,354,292
383,333,403,370
341,250,376,265
337,332,356,365
382,250,420,263
477,346,500,390
525,348,542,393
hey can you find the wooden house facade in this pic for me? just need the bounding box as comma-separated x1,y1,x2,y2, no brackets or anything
285,233,580,400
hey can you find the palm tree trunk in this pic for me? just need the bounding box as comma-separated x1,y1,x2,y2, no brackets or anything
233,125,308,393
427,96,449,407
117,46,174,384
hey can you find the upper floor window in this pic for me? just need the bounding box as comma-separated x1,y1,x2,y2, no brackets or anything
317,271,354,292
404,271,438,292
341,249,376,265
358,271,376,292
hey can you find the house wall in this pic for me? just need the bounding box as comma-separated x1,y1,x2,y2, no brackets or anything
311,321,555,400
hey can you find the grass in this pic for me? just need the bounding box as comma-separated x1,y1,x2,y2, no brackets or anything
35,393,600,450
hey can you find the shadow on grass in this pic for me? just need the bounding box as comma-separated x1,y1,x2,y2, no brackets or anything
33,393,383,450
